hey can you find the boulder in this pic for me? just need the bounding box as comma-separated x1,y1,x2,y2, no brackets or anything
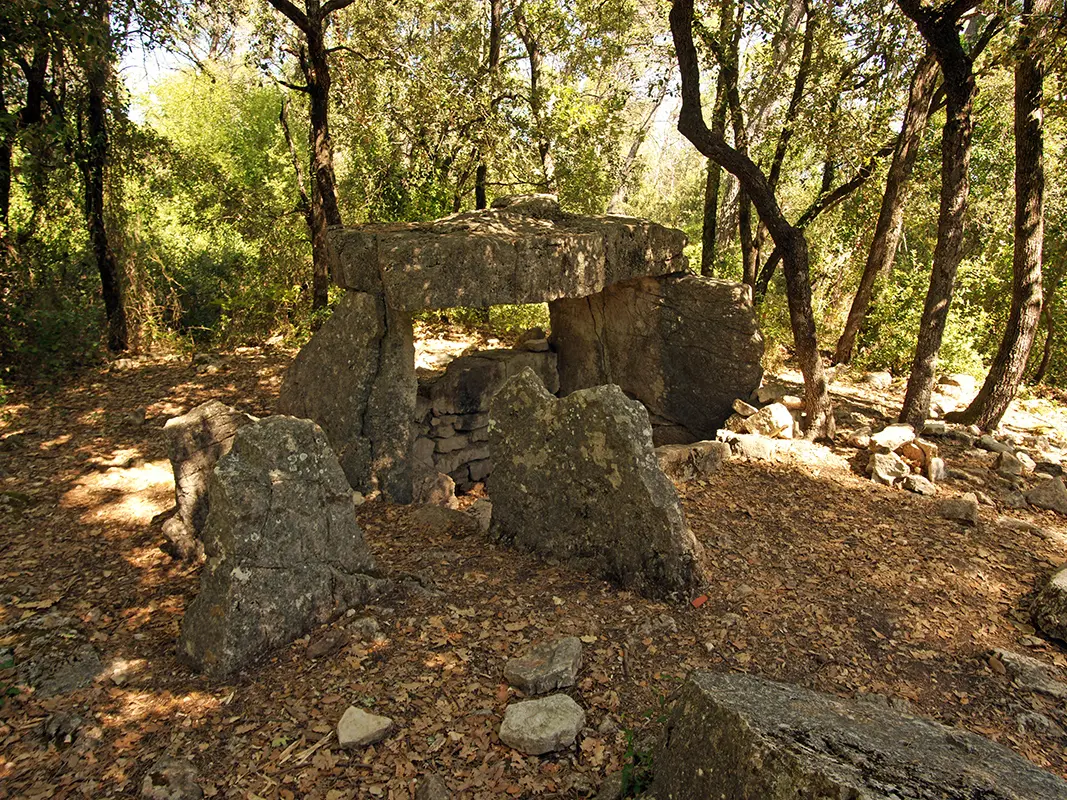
989,648,1067,699
337,706,394,749
489,369,706,601
651,671,1067,800
655,441,730,483
1028,477,1067,516
328,197,687,311
732,398,759,417
995,451,1025,478
939,493,979,525
278,291,416,502
869,424,915,454
549,274,763,445
743,403,793,439
162,401,255,560
864,371,893,390
1034,565,1067,643
868,452,908,486
499,695,586,755
718,431,780,462
429,349,558,415
178,417,381,678
412,471,458,509
504,637,582,695
903,474,937,496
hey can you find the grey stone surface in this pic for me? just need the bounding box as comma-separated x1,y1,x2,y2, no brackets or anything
549,273,763,444
162,400,255,560
742,403,793,439
869,423,915,454
337,706,393,748
990,648,1067,699
868,452,908,486
1028,477,1067,515
903,474,937,496
978,434,1014,454
141,756,203,800
179,417,380,678
499,694,586,755
718,431,780,462
414,774,450,800
37,644,102,698
430,349,558,415
488,370,706,601
504,637,582,695
328,198,687,311
655,441,730,483
939,493,979,525
1034,564,1067,643
278,291,415,502
467,498,492,533
652,671,1067,800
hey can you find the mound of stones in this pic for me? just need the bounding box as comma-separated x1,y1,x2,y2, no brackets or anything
652,671,1067,799
179,416,382,678
499,637,586,756
488,368,706,601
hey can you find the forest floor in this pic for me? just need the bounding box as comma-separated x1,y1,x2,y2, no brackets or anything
3,329,1067,798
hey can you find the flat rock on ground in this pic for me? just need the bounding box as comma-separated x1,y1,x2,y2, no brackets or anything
652,671,1067,800
337,706,394,749
504,637,582,695
498,694,586,755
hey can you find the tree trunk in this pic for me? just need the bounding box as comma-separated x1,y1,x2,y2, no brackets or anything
897,2,977,430
84,2,127,353
670,0,833,439
834,49,939,365
515,5,554,191
0,57,10,228
947,0,1048,428
700,0,734,274
1033,299,1054,384
475,0,503,209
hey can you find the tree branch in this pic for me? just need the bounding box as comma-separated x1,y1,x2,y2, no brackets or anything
264,0,311,36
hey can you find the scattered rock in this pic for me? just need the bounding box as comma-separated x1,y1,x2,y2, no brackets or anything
414,774,451,800
989,648,1067,699
519,337,550,352
939,493,979,525
742,403,794,439
869,424,915,454
978,434,1013,455
504,637,582,695
1033,564,1067,643
499,694,586,755
754,384,786,404
655,440,730,483
651,671,1067,800
348,617,381,642
846,427,872,449
926,457,947,482
595,772,623,800
37,645,102,698
141,756,203,800
337,706,394,749
1027,477,1067,516
864,371,893,390
868,452,908,486
1017,712,1064,736
307,629,350,659
923,420,948,436
903,475,937,496
997,516,1047,537
467,498,492,533
732,398,759,417
42,711,83,745
489,369,706,601
412,471,458,509
162,400,255,560
178,417,382,678
1016,451,1036,473
995,451,1025,478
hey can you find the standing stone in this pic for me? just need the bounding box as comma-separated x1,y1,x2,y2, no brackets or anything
337,706,394,749
178,417,380,678
162,401,255,560
499,695,586,755
489,369,707,601
549,274,763,445
504,637,582,695
1028,477,1067,516
1034,565,1067,643
652,671,1067,800
278,291,416,502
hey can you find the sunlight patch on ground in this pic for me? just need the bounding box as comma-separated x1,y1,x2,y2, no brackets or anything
62,459,174,526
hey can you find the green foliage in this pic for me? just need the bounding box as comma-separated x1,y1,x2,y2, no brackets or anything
619,728,655,796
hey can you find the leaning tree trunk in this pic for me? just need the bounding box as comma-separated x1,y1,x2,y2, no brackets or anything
834,49,940,365
84,2,127,353
1033,299,1055,384
898,2,977,430
948,0,1048,429
475,0,503,210
670,0,833,439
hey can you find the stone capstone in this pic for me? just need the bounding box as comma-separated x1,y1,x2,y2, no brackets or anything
337,706,394,749
549,273,763,445
162,401,255,560
655,441,730,483
1028,477,1067,516
498,694,586,755
488,369,707,601
504,637,582,695
1034,565,1067,643
328,197,687,311
651,671,1067,800
277,291,416,502
178,417,381,678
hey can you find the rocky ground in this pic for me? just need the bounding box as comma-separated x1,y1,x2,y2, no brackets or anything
3,337,1067,798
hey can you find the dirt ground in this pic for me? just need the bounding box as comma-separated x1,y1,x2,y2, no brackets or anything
2,339,1067,798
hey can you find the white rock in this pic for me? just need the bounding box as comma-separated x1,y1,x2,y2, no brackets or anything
903,475,937,496
499,695,585,755
732,398,759,417
743,403,793,439
864,371,893,390
868,452,908,486
869,424,915,454
337,706,393,749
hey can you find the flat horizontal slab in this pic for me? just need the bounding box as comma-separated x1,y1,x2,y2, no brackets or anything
327,199,687,311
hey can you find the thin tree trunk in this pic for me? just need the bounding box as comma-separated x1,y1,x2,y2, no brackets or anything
898,1,978,430
948,0,1048,428
475,0,503,209
0,57,10,228
84,1,127,352
609,81,669,213
670,0,833,439
515,4,554,191
700,0,734,273
834,49,940,364
1033,299,1054,384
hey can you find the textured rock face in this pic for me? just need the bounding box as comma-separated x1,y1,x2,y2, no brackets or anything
499,695,586,755
549,274,763,445
488,369,706,600
162,401,255,560
1028,477,1067,515
504,637,582,695
655,441,730,483
652,671,1067,800
179,417,380,678
327,197,687,311
278,291,416,502
1034,565,1067,643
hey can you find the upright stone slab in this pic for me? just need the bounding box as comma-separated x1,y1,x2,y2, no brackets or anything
653,671,1067,800
488,369,706,600
162,400,255,560
179,416,380,678
549,274,763,445
278,291,415,502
